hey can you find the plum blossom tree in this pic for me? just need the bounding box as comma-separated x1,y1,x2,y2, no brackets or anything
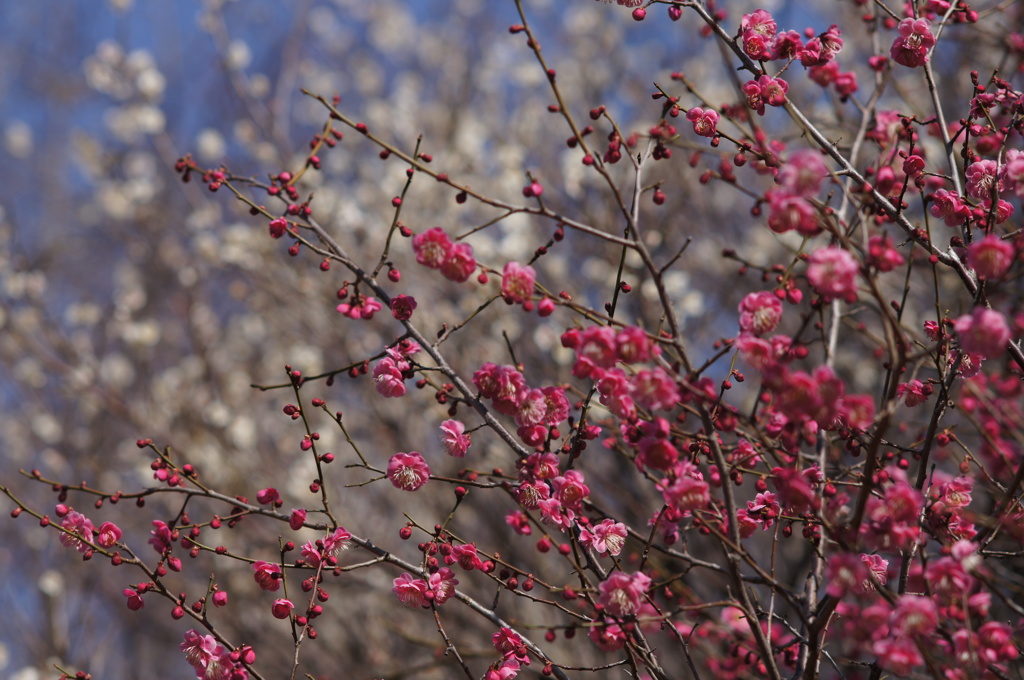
3,0,1024,679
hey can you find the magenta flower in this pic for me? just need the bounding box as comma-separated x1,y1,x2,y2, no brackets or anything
968,235,1015,280
440,242,477,282
412,227,452,268
501,261,535,304
390,294,417,320
253,561,282,591
738,290,783,336
393,572,430,608
387,451,430,491
324,526,353,555
439,419,471,457
777,149,827,197
890,18,935,68
598,570,651,616
807,247,860,302
95,521,122,548
954,308,1010,359
428,567,459,604
59,510,95,553
685,107,719,138
579,519,628,556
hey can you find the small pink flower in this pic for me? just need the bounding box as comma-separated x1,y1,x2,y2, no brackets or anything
807,247,859,302
324,526,353,555
967,234,1015,280
390,294,417,320
579,519,628,556
552,469,589,510
393,573,430,608
501,261,536,304
440,419,471,457
954,308,1010,359
59,510,95,553
212,590,228,607
598,570,651,616
890,18,936,68
271,598,294,619
685,107,719,138
95,521,122,548
428,567,459,604
301,540,324,568
387,452,430,491
289,508,307,530
493,627,525,656
738,291,783,336
412,227,452,268
965,159,1000,200
253,561,282,591
373,357,407,398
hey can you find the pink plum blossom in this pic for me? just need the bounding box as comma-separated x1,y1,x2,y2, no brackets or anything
967,235,1015,280
501,261,535,304
439,419,471,457
807,247,859,302
954,308,1010,359
738,290,783,336
890,18,936,68
685,107,719,138
598,570,651,616
412,227,452,268
387,451,430,491
579,519,628,556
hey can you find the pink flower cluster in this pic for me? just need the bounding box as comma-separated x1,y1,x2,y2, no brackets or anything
58,508,121,553
486,628,531,680
336,294,382,320
392,568,459,608
412,227,477,282
372,340,421,398
180,629,251,680
766,150,828,236
472,362,569,445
